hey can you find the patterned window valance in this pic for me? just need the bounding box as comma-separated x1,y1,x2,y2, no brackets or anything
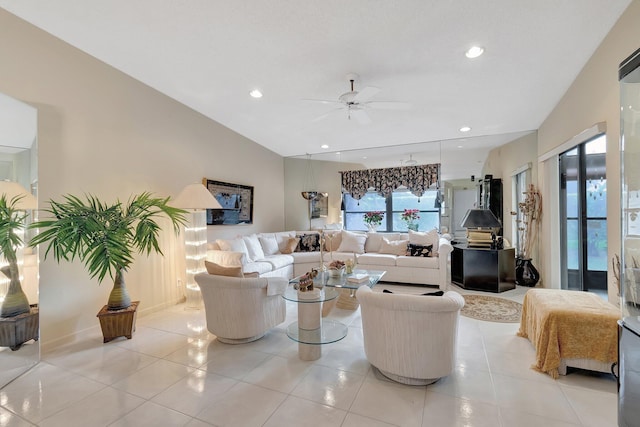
340,164,440,200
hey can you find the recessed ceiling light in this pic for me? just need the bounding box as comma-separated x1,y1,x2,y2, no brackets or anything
335,152,341,155
465,46,484,59
459,126,472,132
362,156,367,159
321,144,329,149
249,89,263,98
457,145,463,149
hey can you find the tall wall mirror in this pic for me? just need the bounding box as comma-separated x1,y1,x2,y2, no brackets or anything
0,92,38,388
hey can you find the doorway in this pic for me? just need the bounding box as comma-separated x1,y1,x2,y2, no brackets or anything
559,134,607,291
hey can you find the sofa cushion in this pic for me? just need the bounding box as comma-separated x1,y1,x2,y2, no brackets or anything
206,250,244,267
216,238,250,264
243,261,274,275
409,229,440,252
258,235,280,256
323,230,342,252
357,253,398,267
243,234,265,261
296,233,321,252
204,260,244,277
337,230,367,254
380,238,409,256
275,231,297,252
396,255,439,269
291,251,322,264
281,237,300,254
262,254,294,270
407,243,434,257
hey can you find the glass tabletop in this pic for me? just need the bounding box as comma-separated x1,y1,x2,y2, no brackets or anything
290,269,386,290
283,286,339,303
286,319,348,345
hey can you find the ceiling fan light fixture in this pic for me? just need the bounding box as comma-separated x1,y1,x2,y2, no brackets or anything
404,154,418,166
465,46,484,59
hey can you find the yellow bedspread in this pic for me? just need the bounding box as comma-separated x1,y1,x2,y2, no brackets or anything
517,288,619,378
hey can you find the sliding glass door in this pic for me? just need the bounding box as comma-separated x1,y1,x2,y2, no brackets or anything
559,135,607,291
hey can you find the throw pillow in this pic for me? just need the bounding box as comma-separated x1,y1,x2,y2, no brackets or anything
204,260,243,277
216,238,250,264
336,230,367,254
207,250,244,267
275,231,296,252
408,229,440,252
379,238,409,256
281,237,300,254
296,233,321,252
323,231,342,252
243,234,265,261
407,243,433,257
258,235,280,256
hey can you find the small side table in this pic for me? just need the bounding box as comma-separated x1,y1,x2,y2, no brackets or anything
283,287,347,361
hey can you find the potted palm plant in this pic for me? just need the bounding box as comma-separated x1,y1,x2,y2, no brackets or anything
30,192,186,342
0,194,39,350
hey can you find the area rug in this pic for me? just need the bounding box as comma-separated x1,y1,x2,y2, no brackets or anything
461,294,522,323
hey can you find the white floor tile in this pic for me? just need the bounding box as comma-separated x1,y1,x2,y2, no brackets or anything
194,382,286,427
422,391,501,427
427,366,497,405
108,401,193,427
114,326,192,358
151,369,237,416
292,365,365,410
242,354,312,393
111,359,194,399
560,385,618,427
492,372,581,424
199,346,271,380
0,406,35,426
499,406,581,427
350,375,426,427
263,395,347,427
38,387,144,427
341,412,397,427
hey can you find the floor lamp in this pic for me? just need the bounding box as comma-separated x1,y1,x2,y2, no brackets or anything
173,183,222,308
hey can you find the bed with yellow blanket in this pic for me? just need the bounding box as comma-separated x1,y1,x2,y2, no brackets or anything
517,288,619,378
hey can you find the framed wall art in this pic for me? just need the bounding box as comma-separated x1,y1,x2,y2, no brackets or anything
203,178,254,225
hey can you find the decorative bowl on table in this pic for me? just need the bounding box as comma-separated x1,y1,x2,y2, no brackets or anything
328,267,345,277
328,260,346,277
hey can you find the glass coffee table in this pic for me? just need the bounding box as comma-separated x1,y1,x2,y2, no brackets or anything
309,269,386,309
283,286,347,361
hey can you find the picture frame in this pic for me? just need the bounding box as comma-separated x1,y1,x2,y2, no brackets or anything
203,178,254,225
311,193,328,219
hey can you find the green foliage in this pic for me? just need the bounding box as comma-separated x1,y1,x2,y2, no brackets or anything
30,192,187,283
0,195,28,264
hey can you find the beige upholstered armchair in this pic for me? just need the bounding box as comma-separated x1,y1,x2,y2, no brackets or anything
194,273,287,344
356,286,465,385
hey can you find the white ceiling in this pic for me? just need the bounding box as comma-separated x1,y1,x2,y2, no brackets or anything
0,1,630,179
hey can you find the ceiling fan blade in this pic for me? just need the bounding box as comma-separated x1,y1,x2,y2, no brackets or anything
303,99,342,105
312,107,343,122
352,86,380,103
350,109,372,125
365,101,412,110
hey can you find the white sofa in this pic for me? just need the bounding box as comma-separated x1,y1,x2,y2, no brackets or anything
356,286,465,385
207,229,453,289
194,273,287,343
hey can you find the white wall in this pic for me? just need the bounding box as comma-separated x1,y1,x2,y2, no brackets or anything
0,9,285,347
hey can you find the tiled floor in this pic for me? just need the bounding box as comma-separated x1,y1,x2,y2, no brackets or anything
0,283,618,426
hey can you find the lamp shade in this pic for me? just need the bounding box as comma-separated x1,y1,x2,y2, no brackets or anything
460,209,501,229
0,181,37,209
173,183,222,209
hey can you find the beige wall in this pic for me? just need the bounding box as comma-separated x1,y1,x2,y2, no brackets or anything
0,10,285,346
483,132,539,259
537,1,640,301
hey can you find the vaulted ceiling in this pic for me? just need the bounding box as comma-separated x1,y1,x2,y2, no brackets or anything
0,1,630,178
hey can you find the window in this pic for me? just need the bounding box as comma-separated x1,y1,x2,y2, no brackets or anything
343,189,440,232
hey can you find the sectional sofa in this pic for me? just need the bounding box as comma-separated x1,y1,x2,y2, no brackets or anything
206,229,452,289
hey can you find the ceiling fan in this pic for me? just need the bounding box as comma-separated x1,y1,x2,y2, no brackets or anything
304,73,410,125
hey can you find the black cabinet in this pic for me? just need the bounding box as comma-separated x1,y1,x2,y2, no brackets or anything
451,245,516,293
